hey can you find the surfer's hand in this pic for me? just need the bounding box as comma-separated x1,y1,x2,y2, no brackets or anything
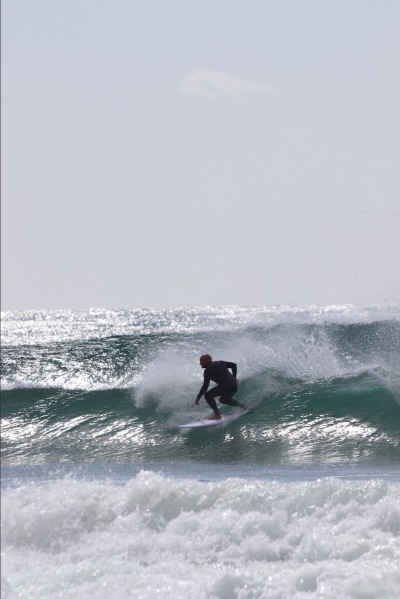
195,397,200,405
235,378,240,385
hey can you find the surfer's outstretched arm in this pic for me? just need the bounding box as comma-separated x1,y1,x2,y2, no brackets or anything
195,372,211,404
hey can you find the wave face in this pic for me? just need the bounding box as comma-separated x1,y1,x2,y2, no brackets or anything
1,305,400,466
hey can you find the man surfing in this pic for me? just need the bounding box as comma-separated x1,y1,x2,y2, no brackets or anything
195,354,248,420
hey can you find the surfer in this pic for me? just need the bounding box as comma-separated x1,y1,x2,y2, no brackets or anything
195,354,248,420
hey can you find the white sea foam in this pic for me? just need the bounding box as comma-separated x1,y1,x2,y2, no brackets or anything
2,472,400,598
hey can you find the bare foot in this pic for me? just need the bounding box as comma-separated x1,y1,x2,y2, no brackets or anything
208,413,222,420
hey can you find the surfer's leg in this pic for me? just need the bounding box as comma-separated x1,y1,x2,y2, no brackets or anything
204,387,221,417
219,389,247,410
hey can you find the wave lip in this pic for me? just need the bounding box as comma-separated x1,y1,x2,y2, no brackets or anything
2,310,399,394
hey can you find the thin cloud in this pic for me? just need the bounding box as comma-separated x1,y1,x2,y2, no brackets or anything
179,68,269,98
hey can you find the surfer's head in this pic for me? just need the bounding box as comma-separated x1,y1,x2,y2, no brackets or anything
199,354,212,368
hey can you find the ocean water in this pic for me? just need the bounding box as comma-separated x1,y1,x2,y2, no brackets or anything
1,304,400,598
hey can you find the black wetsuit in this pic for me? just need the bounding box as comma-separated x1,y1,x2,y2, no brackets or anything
197,361,240,413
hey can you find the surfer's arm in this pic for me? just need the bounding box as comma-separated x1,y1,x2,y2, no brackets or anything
196,373,211,401
223,361,238,379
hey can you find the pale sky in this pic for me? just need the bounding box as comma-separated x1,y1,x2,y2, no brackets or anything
2,1,399,311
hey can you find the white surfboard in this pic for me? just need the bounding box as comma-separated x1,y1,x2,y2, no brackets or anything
176,408,251,430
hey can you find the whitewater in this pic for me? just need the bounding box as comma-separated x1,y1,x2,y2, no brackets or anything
1,304,400,598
